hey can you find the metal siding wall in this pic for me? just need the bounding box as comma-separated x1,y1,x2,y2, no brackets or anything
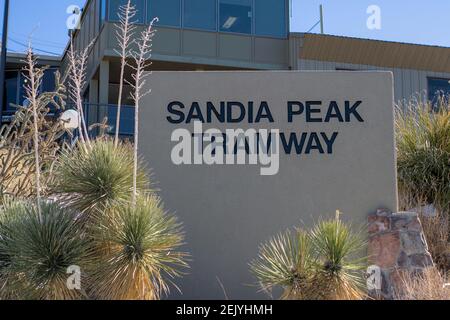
297,58,450,103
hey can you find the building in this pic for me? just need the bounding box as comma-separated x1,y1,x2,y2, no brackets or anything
3,0,450,129
1,53,60,122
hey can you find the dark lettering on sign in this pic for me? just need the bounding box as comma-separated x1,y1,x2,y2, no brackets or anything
167,101,185,124
167,100,365,157
288,101,304,122
288,101,365,123
280,132,339,155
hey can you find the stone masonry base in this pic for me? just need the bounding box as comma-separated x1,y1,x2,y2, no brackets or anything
368,209,434,299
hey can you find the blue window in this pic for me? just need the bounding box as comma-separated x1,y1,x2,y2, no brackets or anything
148,0,181,27
255,0,287,38
108,105,135,136
100,0,107,25
109,0,145,23
219,0,252,34
428,78,450,105
3,71,19,113
42,69,57,94
184,0,217,31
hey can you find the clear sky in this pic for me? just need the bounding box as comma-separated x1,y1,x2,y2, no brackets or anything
1,0,449,56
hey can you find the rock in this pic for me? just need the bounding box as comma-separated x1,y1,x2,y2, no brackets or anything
409,253,434,268
409,204,437,217
368,210,435,300
368,214,390,234
369,232,401,268
400,232,428,256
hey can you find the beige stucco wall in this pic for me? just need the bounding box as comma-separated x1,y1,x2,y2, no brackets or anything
139,71,398,299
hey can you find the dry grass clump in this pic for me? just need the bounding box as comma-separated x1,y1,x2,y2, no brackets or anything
395,267,450,300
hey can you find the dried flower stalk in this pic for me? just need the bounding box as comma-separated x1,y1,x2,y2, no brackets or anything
114,0,137,148
129,18,158,206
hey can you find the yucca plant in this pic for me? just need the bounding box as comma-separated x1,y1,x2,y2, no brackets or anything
87,194,188,300
0,200,91,300
251,215,367,300
0,198,28,300
396,98,450,211
51,139,150,217
250,229,315,300
309,217,367,300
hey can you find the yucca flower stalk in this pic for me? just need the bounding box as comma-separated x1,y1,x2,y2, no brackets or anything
114,0,137,148
0,200,92,300
67,35,94,151
87,195,188,300
51,139,150,217
129,17,158,207
23,47,44,219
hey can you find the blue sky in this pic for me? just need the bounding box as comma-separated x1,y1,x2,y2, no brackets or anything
1,0,449,56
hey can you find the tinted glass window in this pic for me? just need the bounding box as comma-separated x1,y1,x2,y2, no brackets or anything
255,0,287,37
219,0,252,34
428,78,450,105
184,0,216,31
42,69,57,93
108,105,135,136
148,0,181,27
4,71,19,112
100,0,107,24
109,0,145,23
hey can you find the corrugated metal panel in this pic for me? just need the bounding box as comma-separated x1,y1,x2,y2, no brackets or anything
298,34,450,73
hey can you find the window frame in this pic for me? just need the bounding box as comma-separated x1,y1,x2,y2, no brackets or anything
147,0,182,28
182,0,218,32
103,0,289,39
427,76,450,103
3,70,21,112
218,0,253,35
254,0,288,38
107,0,147,25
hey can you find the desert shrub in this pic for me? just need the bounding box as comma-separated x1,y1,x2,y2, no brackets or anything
250,216,367,300
0,200,92,300
394,267,450,300
396,98,450,272
396,98,450,211
0,70,68,201
308,218,367,300
250,229,315,300
51,139,151,216
87,194,188,300
0,198,28,299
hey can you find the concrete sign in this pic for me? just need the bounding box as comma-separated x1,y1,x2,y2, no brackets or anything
139,71,398,299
